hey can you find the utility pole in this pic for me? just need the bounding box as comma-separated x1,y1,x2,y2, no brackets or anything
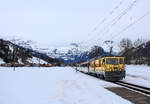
11,38,19,71
13,43,16,71
39,57,40,67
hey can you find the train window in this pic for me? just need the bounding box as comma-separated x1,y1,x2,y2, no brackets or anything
99,60,101,66
106,58,119,65
102,59,105,65
120,59,124,64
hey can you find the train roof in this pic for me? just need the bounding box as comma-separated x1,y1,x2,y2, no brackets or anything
78,61,89,65
77,54,124,65
89,55,124,62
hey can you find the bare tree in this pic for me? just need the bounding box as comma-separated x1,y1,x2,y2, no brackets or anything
133,38,145,48
119,38,133,64
89,45,104,59
119,38,133,51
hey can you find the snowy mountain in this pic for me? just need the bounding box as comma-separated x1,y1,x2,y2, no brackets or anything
2,36,113,64
13,40,110,64
11,40,91,64
39,43,110,64
44,43,91,64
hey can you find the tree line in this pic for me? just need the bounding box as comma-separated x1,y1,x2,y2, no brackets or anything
119,38,150,65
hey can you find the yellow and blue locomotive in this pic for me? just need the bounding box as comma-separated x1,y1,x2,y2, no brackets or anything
88,56,125,81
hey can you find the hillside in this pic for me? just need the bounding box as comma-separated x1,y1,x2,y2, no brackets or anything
0,39,62,66
120,41,150,65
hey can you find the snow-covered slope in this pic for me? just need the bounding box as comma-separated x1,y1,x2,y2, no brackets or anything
0,58,4,64
27,57,48,64
0,38,59,65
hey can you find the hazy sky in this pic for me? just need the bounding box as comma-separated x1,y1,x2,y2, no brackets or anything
0,0,150,47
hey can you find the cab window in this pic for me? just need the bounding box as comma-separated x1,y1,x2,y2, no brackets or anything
106,58,119,65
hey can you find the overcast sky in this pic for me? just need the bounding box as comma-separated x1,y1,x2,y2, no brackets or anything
0,0,150,47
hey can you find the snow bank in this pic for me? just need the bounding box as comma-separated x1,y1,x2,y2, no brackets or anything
0,67,131,104
123,65,150,88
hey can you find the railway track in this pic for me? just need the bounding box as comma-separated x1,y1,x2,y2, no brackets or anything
113,81,150,96
74,68,150,96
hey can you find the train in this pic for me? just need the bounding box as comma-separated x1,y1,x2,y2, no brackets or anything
76,56,126,81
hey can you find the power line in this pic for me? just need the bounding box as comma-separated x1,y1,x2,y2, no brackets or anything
79,0,125,45
112,11,150,40
95,0,139,44
89,0,125,34
88,0,125,36
81,0,139,46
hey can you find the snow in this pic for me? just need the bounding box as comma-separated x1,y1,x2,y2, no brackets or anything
18,59,24,64
28,57,48,64
0,58,4,64
122,65,150,88
0,67,131,104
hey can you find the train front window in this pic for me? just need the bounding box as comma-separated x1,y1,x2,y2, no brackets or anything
106,58,119,65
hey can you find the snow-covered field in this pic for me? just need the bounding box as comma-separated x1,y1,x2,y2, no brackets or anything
0,67,131,104
123,65,150,88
